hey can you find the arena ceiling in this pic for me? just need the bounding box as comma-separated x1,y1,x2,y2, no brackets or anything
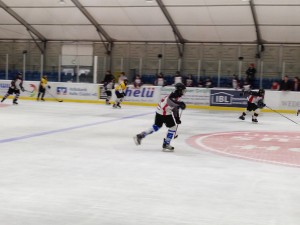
0,0,299,45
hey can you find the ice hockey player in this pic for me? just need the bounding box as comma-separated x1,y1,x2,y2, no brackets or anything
37,75,50,101
133,83,187,151
102,70,115,105
1,72,25,105
112,78,128,108
239,88,266,123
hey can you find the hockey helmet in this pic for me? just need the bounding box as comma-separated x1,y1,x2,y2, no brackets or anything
258,89,265,96
174,83,186,97
123,78,128,85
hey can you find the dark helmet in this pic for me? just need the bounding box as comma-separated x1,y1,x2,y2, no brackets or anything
258,89,265,96
174,83,186,97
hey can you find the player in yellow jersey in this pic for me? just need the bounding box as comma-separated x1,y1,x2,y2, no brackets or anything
37,75,50,101
113,78,128,108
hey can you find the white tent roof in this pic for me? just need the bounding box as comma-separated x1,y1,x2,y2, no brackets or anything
0,0,299,44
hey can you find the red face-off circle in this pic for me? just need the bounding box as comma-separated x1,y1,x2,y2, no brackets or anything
187,131,300,167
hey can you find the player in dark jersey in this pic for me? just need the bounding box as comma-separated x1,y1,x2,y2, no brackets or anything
102,70,115,105
239,89,266,123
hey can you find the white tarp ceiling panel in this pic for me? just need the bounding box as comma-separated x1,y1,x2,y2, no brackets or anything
103,26,175,41
260,27,300,43
0,25,33,39
0,8,20,24
1,0,75,7
167,6,253,25
80,0,158,7
33,25,100,40
256,6,300,25
0,0,299,44
163,0,251,6
178,26,256,43
87,7,168,25
12,8,91,25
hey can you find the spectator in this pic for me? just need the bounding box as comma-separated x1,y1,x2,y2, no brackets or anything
242,80,251,92
133,74,143,88
197,80,204,87
232,74,240,90
279,75,292,91
185,74,194,87
154,73,166,86
205,78,213,88
173,71,183,85
245,63,257,88
292,77,300,91
270,81,280,91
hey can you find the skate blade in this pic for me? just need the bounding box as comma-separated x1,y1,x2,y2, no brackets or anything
162,148,174,152
133,136,140,145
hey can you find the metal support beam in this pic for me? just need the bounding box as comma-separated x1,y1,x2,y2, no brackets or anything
156,0,185,57
249,0,264,58
71,0,114,55
0,0,46,43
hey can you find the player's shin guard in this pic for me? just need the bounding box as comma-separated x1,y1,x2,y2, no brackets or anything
252,112,259,123
239,112,246,120
1,93,10,102
13,93,20,104
162,127,176,151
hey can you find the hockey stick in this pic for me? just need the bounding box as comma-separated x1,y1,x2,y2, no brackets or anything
174,110,183,139
46,90,63,102
265,105,299,125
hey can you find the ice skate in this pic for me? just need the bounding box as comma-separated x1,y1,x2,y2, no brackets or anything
105,100,111,105
162,139,174,152
0,99,4,103
252,118,258,123
112,104,117,108
297,110,300,116
239,115,245,120
13,101,18,105
133,134,144,145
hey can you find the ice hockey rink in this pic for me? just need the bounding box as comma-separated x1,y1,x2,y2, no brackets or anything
1,100,300,225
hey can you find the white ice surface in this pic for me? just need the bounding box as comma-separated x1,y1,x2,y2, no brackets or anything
0,100,300,225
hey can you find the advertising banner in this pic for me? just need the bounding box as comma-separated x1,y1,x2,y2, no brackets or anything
50,82,99,100
161,86,210,105
210,89,247,107
122,85,160,103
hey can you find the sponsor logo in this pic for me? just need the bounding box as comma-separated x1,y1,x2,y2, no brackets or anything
57,87,67,95
28,84,37,97
0,83,9,89
125,87,155,98
211,92,233,104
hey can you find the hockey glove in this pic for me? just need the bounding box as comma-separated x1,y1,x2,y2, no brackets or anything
178,102,186,110
175,117,181,124
21,87,25,92
257,100,266,109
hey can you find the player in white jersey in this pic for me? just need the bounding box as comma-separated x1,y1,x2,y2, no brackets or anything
134,83,186,151
1,72,24,105
239,89,266,123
